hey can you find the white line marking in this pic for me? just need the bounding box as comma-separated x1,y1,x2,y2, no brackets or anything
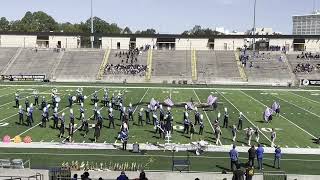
3,84,320,92
241,91,317,139
290,91,320,105
193,90,216,136
269,93,320,119
17,89,101,137
215,89,272,143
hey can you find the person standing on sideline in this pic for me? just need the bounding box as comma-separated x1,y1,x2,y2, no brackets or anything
248,145,256,167
232,165,244,180
271,128,277,147
256,144,264,170
229,144,239,171
273,146,281,169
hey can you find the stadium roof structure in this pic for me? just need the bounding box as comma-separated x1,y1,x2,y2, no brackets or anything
2,31,320,39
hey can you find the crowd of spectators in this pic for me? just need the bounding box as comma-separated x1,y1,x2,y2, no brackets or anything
293,63,315,74
72,171,148,180
104,48,147,76
297,52,320,59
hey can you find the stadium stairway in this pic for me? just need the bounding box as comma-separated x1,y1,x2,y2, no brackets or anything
49,50,65,80
1,47,22,75
234,50,248,81
145,48,153,81
96,48,111,80
191,49,198,82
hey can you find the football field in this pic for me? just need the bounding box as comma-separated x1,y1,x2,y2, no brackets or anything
0,83,319,148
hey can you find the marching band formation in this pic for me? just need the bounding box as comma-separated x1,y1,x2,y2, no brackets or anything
13,88,280,148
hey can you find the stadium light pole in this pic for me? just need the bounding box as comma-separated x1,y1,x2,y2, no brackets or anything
90,0,94,48
252,0,257,58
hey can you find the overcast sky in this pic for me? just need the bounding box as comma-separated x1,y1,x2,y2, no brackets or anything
0,0,318,34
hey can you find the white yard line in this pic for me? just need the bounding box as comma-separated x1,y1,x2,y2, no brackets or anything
270,92,320,119
16,88,104,137
193,89,215,135
0,88,58,123
0,88,51,109
62,88,129,143
133,88,149,114
0,91,17,98
215,89,272,143
290,91,320,105
241,90,317,139
2,84,320,92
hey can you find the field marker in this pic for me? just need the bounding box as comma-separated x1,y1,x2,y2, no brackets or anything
296,146,300,148
215,89,271,144
241,91,317,139
290,92,320,105
269,93,320,119
82,141,85,143
16,88,103,137
193,90,216,137
285,145,288,148
50,140,54,142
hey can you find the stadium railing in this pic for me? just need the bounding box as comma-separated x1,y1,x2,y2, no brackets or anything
263,171,287,180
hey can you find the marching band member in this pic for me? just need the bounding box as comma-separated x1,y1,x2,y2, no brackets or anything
59,113,66,138
34,92,39,106
93,103,98,120
25,97,30,111
97,111,103,129
128,103,134,121
190,121,195,139
15,92,20,108
68,122,74,142
41,96,46,110
255,126,260,143
271,128,277,147
223,107,229,128
215,125,222,146
94,123,101,142
183,112,190,134
41,107,47,128
237,112,243,130
138,108,144,126
199,114,204,135
159,104,164,122
194,107,200,125
70,109,75,125
53,107,59,129
26,108,32,127
246,127,254,146
45,104,50,122
231,125,238,142
108,108,115,129
145,105,151,124
103,92,109,107
79,103,85,119
18,105,24,124
68,94,73,107
29,103,34,123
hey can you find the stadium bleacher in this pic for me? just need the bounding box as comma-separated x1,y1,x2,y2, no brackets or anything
3,48,59,78
0,47,19,73
287,53,320,80
54,49,105,82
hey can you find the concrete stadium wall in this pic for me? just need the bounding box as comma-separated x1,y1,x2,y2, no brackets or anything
101,37,130,50
269,38,293,51
0,35,37,48
49,36,79,48
305,38,320,52
136,38,157,49
175,38,209,50
214,38,245,51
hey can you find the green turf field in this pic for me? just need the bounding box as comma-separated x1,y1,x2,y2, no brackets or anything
0,84,319,147
0,83,320,174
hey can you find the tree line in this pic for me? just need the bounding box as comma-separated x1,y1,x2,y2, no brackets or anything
0,11,222,36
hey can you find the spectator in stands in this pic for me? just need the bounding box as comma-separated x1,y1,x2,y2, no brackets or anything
81,172,91,180
232,164,244,180
117,171,129,180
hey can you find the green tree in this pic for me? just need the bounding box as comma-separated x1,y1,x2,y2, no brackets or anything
137,28,156,35
85,17,122,34
0,17,10,31
19,11,58,32
122,26,132,34
182,25,223,36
